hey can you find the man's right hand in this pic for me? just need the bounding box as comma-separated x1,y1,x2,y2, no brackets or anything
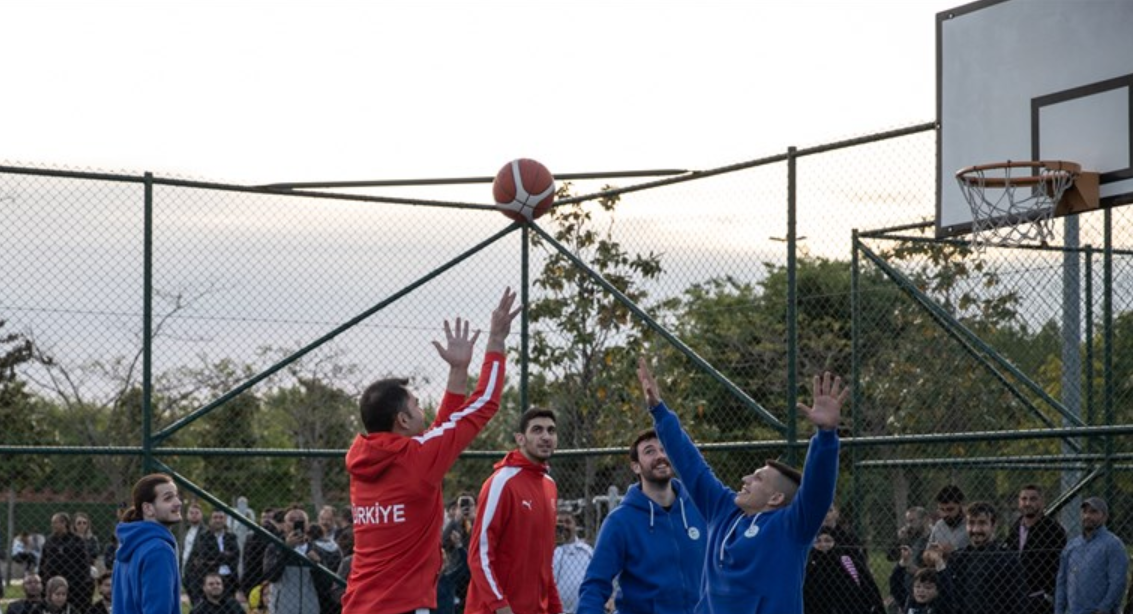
486,287,522,354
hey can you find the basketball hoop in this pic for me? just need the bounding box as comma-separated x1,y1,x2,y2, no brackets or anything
955,160,1080,249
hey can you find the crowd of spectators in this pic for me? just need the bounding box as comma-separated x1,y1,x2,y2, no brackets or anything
2,482,1131,614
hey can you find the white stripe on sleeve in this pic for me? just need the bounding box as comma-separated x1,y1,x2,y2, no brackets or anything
412,359,501,444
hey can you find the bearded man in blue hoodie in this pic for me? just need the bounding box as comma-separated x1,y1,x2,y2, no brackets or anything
637,359,846,614
577,428,707,614
112,473,183,614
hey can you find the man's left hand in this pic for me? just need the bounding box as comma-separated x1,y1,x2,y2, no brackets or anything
797,372,848,431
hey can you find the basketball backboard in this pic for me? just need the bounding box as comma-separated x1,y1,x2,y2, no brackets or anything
937,0,1133,238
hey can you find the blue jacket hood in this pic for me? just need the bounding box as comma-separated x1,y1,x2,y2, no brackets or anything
115,520,177,563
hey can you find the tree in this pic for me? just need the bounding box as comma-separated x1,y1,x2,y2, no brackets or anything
0,319,51,489
523,184,670,527
261,345,361,509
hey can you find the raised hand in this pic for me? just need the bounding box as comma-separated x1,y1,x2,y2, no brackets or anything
486,287,523,355
431,317,480,372
796,372,849,431
637,357,661,408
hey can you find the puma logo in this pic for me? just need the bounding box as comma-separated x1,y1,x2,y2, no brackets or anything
521,500,533,510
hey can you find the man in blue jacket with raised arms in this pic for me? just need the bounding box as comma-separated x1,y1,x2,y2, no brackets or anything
636,358,847,614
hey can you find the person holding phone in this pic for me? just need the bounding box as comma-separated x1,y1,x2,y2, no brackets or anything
263,508,318,614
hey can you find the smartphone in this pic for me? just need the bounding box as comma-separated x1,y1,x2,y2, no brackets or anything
293,519,306,534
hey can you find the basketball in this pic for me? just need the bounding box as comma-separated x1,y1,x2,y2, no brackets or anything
492,158,556,222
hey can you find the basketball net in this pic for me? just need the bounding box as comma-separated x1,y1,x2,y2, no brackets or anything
955,161,1077,250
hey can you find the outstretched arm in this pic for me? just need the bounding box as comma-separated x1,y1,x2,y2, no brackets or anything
416,288,522,481
783,372,846,544
638,357,735,519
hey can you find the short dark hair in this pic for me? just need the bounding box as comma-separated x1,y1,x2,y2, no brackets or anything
359,378,411,433
766,459,802,487
1020,483,1043,496
517,407,556,434
965,500,997,523
935,484,965,504
629,429,658,463
913,567,939,587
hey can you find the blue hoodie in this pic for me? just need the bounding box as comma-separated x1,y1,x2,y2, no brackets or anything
577,480,706,614
112,521,181,614
650,401,838,614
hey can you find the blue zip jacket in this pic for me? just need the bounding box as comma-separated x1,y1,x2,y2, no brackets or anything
112,521,181,614
578,480,706,614
650,401,839,614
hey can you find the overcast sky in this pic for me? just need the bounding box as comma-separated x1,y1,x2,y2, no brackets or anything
2,1,960,184
3,0,974,404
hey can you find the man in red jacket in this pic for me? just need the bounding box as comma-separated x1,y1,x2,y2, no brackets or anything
466,407,563,614
341,288,521,614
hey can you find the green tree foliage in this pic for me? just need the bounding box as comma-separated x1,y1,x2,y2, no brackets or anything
261,347,361,509
0,319,51,485
519,184,671,511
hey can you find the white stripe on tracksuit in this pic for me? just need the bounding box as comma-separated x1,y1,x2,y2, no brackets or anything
476,465,522,599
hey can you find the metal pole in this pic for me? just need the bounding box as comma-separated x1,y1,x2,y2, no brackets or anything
1060,216,1082,531
1103,208,1114,500
786,147,799,464
143,172,154,473
521,225,530,411
1085,247,1095,438
850,231,863,537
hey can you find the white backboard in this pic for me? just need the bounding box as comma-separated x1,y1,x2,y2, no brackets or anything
937,0,1133,238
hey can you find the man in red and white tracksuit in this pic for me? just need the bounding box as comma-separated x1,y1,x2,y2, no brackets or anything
341,289,521,614
466,408,563,614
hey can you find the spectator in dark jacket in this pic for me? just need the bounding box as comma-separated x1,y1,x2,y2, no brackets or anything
1004,485,1065,614
804,527,885,614
241,508,281,596
945,501,1026,614
187,510,241,603
40,513,93,610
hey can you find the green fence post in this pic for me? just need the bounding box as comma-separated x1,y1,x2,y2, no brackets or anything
143,172,154,474
1103,208,1114,500
850,230,863,539
786,146,798,464
521,224,530,411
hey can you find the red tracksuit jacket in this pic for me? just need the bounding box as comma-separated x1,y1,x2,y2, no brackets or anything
341,351,506,614
466,449,563,614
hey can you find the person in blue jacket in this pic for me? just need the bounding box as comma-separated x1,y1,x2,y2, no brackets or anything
636,358,846,614
112,473,184,614
577,428,707,614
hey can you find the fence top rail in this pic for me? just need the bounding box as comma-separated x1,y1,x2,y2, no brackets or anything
4,420,1131,458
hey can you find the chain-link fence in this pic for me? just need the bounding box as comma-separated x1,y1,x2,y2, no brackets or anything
3,121,1132,614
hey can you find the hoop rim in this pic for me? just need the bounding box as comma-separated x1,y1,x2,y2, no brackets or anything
955,160,1081,187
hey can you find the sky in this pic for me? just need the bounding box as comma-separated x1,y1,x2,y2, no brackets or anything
1,1,961,184
2,0,973,404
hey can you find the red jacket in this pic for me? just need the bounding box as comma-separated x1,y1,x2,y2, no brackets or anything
341,351,506,614
466,449,562,614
